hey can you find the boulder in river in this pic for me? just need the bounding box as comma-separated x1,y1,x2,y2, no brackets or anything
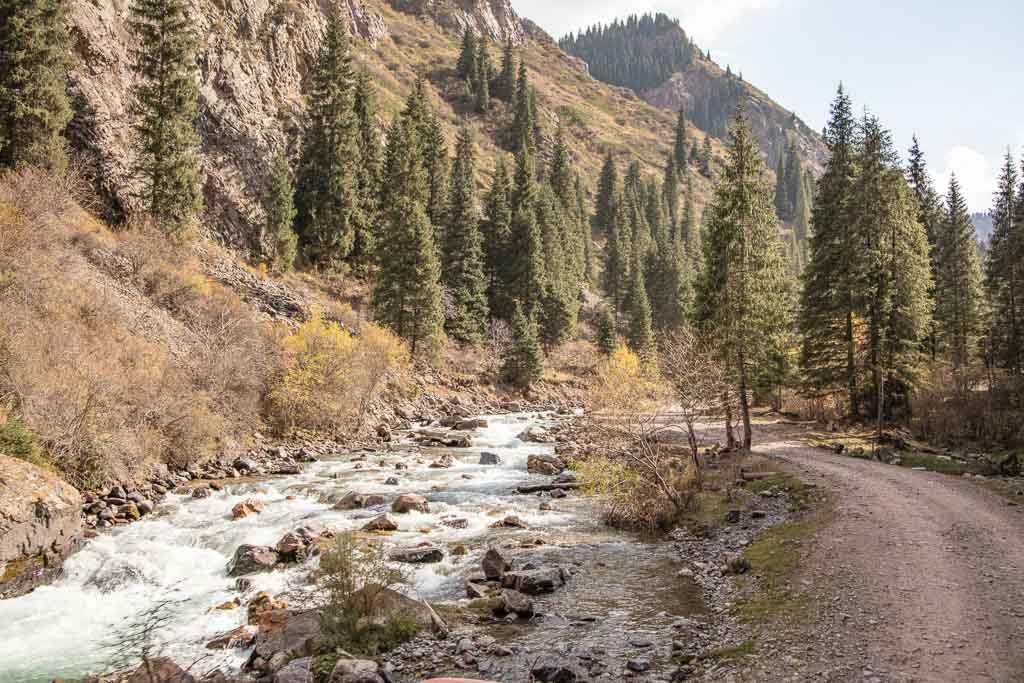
489,515,528,529
527,453,566,475
206,625,256,650
518,426,554,444
251,608,321,663
495,589,534,617
364,586,448,634
389,544,444,564
482,548,511,579
391,493,430,514
479,452,502,465
334,492,386,510
362,514,399,532
127,657,196,683
227,544,279,576
232,499,265,519
0,455,83,598
429,454,456,469
275,527,315,560
501,567,565,595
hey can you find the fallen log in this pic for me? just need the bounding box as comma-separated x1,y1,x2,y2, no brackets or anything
516,482,581,494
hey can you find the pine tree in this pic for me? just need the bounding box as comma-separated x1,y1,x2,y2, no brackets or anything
505,146,546,317
442,125,489,343
986,152,1022,375
694,102,789,449
497,39,517,102
662,154,680,235
596,307,618,355
575,175,594,284
673,108,688,173
473,44,491,113
374,116,444,357
294,13,361,265
549,124,573,205
129,0,204,235
266,151,298,272
0,0,73,172
852,113,932,423
936,174,983,389
627,249,656,363
906,135,944,358
603,193,632,314
800,84,861,415
699,136,713,178
421,109,449,229
510,61,533,152
682,170,699,258
351,69,381,271
457,28,477,80
483,156,514,319
503,301,544,388
594,152,618,237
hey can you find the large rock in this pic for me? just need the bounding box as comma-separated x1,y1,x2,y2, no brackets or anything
334,492,387,510
232,499,265,519
365,587,448,635
127,658,196,683
206,625,256,650
391,494,430,514
530,659,578,682
389,545,444,564
329,659,382,683
362,514,398,532
495,588,534,617
0,455,83,598
481,548,510,579
501,567,565,595
227,544,280,576
527,453,566,475
479,452,502,465
274,656,313,683
252,609,322,661
519,426,554,444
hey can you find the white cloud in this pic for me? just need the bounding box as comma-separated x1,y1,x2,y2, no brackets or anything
512,0,785,42
935,146,996,214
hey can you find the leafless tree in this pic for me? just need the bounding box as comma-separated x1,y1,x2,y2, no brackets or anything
659,328,730,467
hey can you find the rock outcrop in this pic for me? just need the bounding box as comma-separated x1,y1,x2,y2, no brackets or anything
388,0,524,44
66,0,388,253
0,456,83,598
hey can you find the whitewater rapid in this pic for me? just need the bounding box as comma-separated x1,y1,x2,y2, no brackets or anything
0,413,574,682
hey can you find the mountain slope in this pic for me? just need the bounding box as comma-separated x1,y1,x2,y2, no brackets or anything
561,14,828,174
65,0,721,255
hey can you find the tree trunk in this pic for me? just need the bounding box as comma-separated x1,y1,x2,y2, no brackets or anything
738,351,752,450
723,390,736,450
847,306,858,418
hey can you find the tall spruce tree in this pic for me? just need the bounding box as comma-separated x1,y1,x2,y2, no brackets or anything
421,108,449,229
266,151,298,272
457,28,477,80
603,192,632,315
800,84,861,415
852,113,932,423
682,170,700,259
503,301,544,388
129,0,203,235
549,124,573,205
906,136,944,359
627,248,656,363
497,39,517,102
596,307,618,355
986,152,1022,375
594,152,618,237
575,175,594,284
663,153,680,235
374,116,444,357
351,69,381,271
694,102,789,449
699,136,713,178
509,61,533,152
483,156,514,318
294,13,361,265
673,108,688,173
0,0,73,172
473,44,491,114
442,125,489,343
505,145,546,317
936,174,983,389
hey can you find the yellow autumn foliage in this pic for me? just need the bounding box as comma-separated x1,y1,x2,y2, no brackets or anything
268,311,408,435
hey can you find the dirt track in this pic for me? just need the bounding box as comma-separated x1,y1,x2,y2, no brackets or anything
725,422,1024,682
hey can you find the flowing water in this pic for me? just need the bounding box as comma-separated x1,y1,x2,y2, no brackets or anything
0,413,702,682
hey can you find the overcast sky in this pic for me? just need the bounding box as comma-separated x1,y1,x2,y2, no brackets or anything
513,0,1022,213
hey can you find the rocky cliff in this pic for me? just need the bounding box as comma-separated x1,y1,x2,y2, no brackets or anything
0,456,83,598
388,0,525,44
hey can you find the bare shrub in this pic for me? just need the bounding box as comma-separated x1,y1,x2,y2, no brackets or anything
659,328,729,466
581,347,700,529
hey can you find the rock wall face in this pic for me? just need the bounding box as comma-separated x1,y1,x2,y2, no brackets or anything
0,456,83,597
388,0,524,44
66,0,388,254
